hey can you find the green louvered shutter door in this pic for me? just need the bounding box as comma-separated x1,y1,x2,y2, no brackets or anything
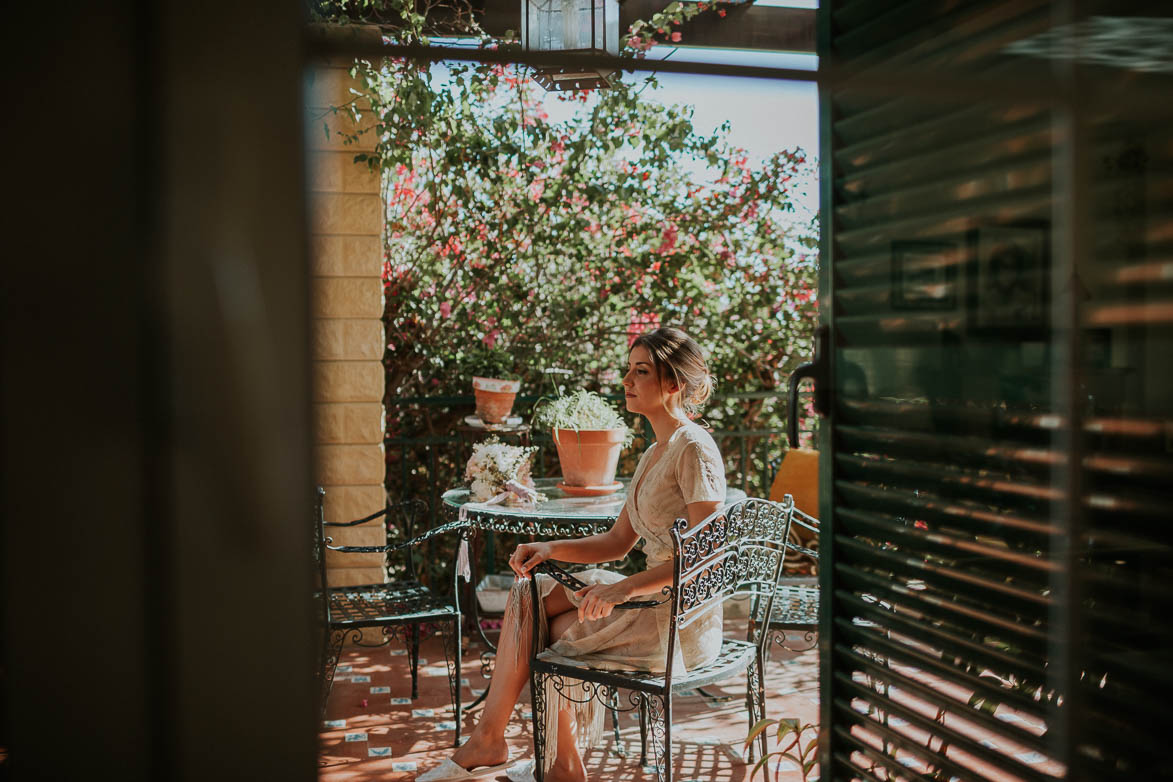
817,1,1173,780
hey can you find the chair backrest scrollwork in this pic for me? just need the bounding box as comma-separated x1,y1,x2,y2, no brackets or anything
668,496,796,670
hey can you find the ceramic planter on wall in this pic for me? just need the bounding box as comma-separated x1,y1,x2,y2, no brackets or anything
472,376,520,424
552,427,625,493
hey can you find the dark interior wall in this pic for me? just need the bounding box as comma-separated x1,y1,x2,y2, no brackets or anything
2,2,317,779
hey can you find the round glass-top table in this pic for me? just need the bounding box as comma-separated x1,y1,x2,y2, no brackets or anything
441,476,747,536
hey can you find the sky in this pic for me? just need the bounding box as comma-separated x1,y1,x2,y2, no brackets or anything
625,48,820,219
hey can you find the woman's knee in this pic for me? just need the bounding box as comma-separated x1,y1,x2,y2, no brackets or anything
548,609,579,642
543,584,575,617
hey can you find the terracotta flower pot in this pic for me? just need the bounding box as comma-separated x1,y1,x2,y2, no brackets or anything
472,376,520,424
553,427,625,487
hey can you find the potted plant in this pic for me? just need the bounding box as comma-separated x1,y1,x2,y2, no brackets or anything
532,389,633,495
465,344,521,424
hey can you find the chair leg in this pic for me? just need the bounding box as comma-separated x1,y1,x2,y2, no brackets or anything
408,624,421,699
643,693,671,782
746,655,767,764
607,689,622,754
440,618,463,748
529,670,549,782
638,696,649,766
320,627,351,719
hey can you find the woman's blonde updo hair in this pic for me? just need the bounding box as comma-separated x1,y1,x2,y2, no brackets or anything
629,326,715,415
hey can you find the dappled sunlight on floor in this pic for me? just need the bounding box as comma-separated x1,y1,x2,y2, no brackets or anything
318,630,819,781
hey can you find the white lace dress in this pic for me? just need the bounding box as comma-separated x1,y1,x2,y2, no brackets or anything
511,422,727,769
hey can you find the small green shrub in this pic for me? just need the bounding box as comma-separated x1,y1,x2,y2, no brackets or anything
532,389,633,446
746,718,819,782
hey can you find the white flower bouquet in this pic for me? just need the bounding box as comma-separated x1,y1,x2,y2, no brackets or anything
465,437,543,505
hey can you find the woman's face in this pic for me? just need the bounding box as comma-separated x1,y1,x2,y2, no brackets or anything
623,345,676,415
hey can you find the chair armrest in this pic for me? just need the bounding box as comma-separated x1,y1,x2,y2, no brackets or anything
322,507,388,528
533,562,667,610
325,544,389,554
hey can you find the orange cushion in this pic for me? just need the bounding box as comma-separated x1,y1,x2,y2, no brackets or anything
769,448,819,518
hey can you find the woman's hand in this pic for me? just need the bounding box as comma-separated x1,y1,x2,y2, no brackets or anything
574,581,633,622
509,541,553,577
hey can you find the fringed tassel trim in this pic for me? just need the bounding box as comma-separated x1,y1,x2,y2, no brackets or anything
540,678,606,775
503,575,547,670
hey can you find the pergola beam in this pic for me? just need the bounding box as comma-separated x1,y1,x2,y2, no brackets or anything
478,0,816,53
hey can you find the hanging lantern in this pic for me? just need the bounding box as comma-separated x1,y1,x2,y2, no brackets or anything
521,0,620,91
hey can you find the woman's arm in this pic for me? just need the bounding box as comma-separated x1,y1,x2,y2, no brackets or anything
574,499,720,621
509,505,641,577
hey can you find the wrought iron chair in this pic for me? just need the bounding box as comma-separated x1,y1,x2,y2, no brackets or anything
766,506,820,656
312,488,463,745
527,496,795,782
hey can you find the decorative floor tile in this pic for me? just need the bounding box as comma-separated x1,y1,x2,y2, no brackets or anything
320,624,824,781
417,658,428,665
389,649,407,656
336,665,352,673
351,675,371,683
887,717,908,727
980,739,1000,750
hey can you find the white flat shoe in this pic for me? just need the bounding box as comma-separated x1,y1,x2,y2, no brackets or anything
505,759,535,782
417,756,516,782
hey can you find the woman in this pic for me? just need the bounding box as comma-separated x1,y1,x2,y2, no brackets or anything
420,327,726,782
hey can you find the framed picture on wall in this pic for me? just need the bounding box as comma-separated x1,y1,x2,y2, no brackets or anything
971,225,1048,330
890,240,961,310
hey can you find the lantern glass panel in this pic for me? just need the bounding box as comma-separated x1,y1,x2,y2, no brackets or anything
523,0,619,55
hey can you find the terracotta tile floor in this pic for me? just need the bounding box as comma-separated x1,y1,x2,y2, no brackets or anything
318,626,820,781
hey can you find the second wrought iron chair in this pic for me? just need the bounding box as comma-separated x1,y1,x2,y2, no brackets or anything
527,496,795,782
767,506,820,657
312,488,464,745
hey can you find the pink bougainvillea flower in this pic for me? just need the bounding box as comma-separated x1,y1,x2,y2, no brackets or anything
483,328,502,348
670,31,682,43
439,301,452,318
656,225,678,255
626,311,661,347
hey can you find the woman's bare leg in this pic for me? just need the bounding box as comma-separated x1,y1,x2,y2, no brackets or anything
544,610,588,782
546,706,587,782
449,584,577,769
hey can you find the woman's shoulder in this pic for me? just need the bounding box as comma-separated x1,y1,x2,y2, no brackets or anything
677,421,717,445
672,422,721,456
